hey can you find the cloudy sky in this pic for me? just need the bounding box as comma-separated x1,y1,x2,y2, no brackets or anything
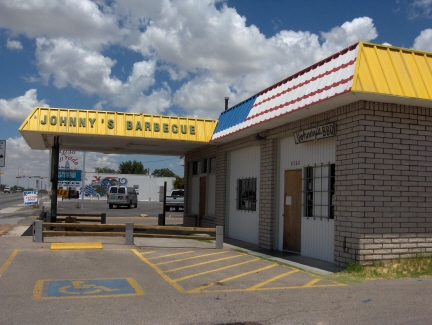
0,0,432,188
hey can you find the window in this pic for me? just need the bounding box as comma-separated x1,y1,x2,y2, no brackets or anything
237,178,257,211
303,164,335,219
209,157,216,173
202,158,208,173
192,161,199,175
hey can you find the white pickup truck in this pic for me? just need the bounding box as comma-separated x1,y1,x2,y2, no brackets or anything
165,189,184,211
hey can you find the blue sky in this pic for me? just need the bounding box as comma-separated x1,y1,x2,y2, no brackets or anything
0,0,431,187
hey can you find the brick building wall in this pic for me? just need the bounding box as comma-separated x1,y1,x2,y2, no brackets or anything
185,100,432,266
258,138,277,249
334,101,432,266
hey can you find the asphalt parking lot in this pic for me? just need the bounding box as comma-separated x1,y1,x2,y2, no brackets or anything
1,200,432,324
0,220,345,325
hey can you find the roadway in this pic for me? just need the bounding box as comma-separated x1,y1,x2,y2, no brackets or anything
0,193,184,226
0,192,24,209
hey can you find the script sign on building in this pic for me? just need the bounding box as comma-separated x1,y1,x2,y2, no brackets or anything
294,123,336,144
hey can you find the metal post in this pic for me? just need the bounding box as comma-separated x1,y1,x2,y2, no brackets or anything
162,181,167,223
50,136,60,222
33,220,43,243
81,151,85,209
125,222,134,245
101,213,106,224
215,226,223,249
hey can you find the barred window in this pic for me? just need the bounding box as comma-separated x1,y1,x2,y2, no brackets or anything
202,158,208,173
237,178,257,211
192,161,199,175
303,164,335,219
209,157,216,173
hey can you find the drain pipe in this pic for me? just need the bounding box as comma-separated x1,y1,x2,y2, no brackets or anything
225,97,229,111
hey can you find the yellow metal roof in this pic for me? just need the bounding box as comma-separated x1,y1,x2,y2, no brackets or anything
19,107,217,155
353,42,432,101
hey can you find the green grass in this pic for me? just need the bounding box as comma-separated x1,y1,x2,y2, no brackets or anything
325,255,432,283
232,249,432,284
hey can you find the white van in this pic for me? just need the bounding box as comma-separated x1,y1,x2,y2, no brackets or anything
107,186,138,209
4,186,10,193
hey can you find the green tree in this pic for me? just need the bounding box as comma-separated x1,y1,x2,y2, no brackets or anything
95,166,117,173
118,160,147,174
152,168,176,177
173,175,184,189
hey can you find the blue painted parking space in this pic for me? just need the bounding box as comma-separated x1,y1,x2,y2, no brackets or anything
34,278,144,299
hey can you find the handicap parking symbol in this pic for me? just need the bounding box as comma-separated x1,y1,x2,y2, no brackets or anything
34,278,144,298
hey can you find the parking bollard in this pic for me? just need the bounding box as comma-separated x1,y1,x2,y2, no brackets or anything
125,222,134,245
216,226,223,249
33,220,43,243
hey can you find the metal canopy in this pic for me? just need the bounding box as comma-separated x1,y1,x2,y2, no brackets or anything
19,108,218,156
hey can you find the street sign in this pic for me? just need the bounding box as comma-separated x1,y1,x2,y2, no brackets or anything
0,140,5,167
23,191,38,206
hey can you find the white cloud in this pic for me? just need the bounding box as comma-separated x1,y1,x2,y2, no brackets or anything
126,85,173,115
130,1,271,77
173,75,232,118
85,152,120,173
321,17,378,55
36,37,123,96
6,39,23,50
0,0,126,50
0,0,381,119
112,60,158,107
413,29,432,51
0,89,49,121
0,137,50,188
408,0,432,19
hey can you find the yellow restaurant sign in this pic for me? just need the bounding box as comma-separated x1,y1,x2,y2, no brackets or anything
20,107,217,142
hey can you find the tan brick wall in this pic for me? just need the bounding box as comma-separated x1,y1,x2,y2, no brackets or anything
334,101,432,266
259,138,277,249
186,100,432,266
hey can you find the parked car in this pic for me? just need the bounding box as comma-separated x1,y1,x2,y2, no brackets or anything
68,189,79,199
3,186,10,193
165,189,184,211
107,186,138,209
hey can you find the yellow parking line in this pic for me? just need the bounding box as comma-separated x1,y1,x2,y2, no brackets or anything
247,269,299,290
189,263,278,293
140,251,156,255
147,250,194,260
165,254,244,273
33,279,44,298
199,282,345,293
154,251,228,265
0,250,18,278
51,243,103,250
302,278,321,287
173,258,258,282
132,249,186,293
